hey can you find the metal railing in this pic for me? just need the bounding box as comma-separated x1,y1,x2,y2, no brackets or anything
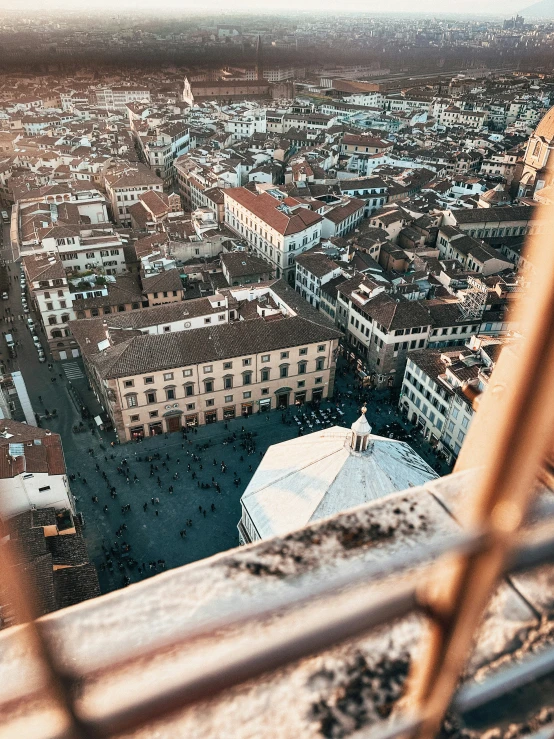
1,171,554,738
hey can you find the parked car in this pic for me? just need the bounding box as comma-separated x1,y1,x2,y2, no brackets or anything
1,292,7,300
1,210,9,222
22,305,29,313
26,318,34,330
33,335,41,347
37,353,46,363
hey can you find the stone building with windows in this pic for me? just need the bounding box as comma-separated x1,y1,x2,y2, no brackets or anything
22,252,78,360
70,281,341,441
336,275,432,388
399,335,512,462
104,166,163,227
224,187,322,284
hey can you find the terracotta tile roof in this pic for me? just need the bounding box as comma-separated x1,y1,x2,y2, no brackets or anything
53,564,101,610
220,252,272,278
295,250,338,279
105,166,162,189
323,198,365,224
22,252,65,282
224,188,322,236
0,421,66,479
142,268,183,294
82,313,340,380
139,189,170,217
133,232,168,259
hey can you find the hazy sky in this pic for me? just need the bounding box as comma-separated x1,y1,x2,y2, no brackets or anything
1,0,527,16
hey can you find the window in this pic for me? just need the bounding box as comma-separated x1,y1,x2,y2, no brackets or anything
149,411,159,419
48,316,57,325
166,388,176,400
243,358,252,366
223,362,233,370
280,351,289,359
204,380,214,393
261,354,270,362
126,395,138,408
186,403,195,410
146,392,156,404
243,391,252,399
297,380,305,388
224,376,233,389
183,369,193,377
316,358,324,371
261,388,269,395
124,380,134,388
144,377,154,385
203,365,213,374
224,395,233,403
315,377,323,384
163,373,174,381
299,347,308,356
298,362,307,375
205,399,215,407
448,420,455,433
261,369,270,382
317,344,325,352
243,372,252,385
280,365,289,378
130,415,140,422
204,318,211,324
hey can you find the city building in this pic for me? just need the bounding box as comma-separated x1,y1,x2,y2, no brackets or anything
399,335,512,462
104,166,163,226
224,188,323,284
70,282,341,440
0,420,75,519
295,247,344,309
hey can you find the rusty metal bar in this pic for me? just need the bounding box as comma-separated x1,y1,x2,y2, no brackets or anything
453,643,554,713
75,528,483,683
1,521,553,738
400,179,554,737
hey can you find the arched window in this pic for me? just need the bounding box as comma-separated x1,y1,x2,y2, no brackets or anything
52,330,62,338
48,316,57,325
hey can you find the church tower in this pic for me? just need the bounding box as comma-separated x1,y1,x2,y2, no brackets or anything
256,35,263,81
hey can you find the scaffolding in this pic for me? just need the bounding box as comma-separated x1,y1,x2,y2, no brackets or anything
458,275,488,321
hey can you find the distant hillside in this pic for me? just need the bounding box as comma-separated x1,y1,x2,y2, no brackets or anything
520,0,554,17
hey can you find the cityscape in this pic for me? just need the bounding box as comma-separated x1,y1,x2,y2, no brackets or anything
0,3,554,738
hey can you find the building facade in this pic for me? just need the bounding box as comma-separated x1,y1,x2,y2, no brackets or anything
224,188,322,284
71,283,341,441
